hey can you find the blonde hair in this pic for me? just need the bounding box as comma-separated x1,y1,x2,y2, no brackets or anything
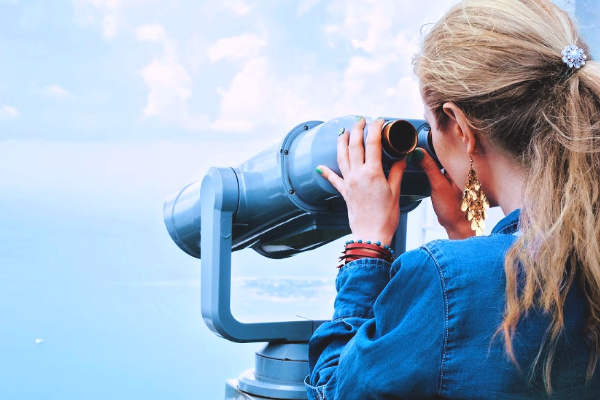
414,0,600,393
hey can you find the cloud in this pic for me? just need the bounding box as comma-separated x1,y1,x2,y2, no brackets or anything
42,84,74,99
304,0,460,118
135,23,166,43
212,58,273,133
72,0,170,40
207,0,454,135
71,0,454,135
140,58,192,117
136,24,208,130
71,0,124,39
222,0,251,16
0,106,19,119
297,0,321,17
207,33,266,62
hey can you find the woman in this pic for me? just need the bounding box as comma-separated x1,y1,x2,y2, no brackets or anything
306,0,600,398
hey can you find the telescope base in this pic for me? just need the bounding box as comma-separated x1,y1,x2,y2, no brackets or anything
227,343,309,399
225,380,260,399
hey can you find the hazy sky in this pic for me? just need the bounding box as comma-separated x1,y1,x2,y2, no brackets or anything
0,0,585,399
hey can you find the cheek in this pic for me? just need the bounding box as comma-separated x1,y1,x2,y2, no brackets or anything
431,130,449,167
432,132,467,186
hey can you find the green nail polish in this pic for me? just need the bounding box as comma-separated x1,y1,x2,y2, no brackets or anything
355,115,363,121
406,152,413,163
316,166,323,175
338,127,345,136
414,148,425,162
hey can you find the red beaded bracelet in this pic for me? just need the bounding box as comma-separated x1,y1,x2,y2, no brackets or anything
337,240,395,268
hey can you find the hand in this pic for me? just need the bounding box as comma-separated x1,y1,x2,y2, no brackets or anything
416,148,474,239
317,117,406,245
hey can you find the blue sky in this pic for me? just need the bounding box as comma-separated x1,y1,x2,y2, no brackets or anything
0,0,588,399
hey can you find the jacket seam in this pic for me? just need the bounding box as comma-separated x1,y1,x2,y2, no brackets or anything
495,221,519,235
304,376,326,400
422,244,449,396
332,315,371,321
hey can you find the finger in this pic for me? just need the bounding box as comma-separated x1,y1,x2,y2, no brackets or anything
388,158,407,200
317,165,346,198
348,116,366,167
337,127,350,177
416,148,448,189
365,117,384,166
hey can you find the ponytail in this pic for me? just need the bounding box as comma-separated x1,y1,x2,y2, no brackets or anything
414,0,600,392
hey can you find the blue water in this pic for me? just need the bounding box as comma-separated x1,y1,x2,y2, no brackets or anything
0,136,474,399
0,176,353,399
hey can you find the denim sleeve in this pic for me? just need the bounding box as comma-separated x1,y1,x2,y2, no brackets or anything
305,258,391,400
305,249,445,400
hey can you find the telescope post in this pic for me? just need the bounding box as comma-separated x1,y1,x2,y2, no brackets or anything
223,214,409,399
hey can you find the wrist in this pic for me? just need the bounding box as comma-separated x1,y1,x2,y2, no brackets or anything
351,232,395,246
338,240,395,268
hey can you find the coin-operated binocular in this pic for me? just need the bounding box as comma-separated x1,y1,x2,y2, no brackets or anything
163,116,437,399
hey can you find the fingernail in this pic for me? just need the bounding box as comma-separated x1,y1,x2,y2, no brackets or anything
316,166,323,175
414,148,425,162
377,116,384,120
355,116,363,121
406,152,413,163
338,127,345,136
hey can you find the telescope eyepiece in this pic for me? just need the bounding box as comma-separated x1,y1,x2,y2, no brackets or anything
381,120,418,160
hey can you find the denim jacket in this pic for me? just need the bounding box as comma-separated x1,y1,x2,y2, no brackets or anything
306,210,600,399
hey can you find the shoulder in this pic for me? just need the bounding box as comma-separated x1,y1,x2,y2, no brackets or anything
423,233,517,263
420,233,517,285
388,234,513,283
385,233,517,323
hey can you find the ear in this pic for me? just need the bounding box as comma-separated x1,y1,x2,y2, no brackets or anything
442,102,476,155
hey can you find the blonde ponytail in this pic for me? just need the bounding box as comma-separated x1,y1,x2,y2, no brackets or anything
414,0,600,392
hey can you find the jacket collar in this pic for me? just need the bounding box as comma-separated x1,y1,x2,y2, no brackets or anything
491,208,521,235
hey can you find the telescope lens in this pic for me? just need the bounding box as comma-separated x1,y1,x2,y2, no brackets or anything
382,120,418,159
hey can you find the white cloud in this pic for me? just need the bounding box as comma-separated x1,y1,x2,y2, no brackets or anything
136,24,209,130
71,0,124,39
212,58,269,132
209,0,449,136
72,0,454,135
141,58,192,118
297,0,321,17
340,56,388,96
208,33,266,62
0,106,19,119
136,23,166,44
72,0,167,40
222,0,251,16
43,84,74,99
299,0,458,119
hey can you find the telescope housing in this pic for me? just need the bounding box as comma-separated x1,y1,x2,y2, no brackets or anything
163,116,436,260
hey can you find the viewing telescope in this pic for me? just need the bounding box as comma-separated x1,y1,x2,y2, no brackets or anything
164,115,437,261
162,115,438,399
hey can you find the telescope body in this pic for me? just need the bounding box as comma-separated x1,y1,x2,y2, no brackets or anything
164,116,434,260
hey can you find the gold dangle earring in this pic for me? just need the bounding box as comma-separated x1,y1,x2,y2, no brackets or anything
460,156,490,236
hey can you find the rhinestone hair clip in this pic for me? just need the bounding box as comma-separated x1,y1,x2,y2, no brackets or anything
562,45,588,69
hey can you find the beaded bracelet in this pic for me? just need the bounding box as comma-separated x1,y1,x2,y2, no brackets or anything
337,240,395,268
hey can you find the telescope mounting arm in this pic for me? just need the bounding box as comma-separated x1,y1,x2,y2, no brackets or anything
200,167,324,343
